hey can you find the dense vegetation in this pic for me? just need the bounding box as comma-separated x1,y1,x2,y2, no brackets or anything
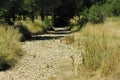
0,0,120,26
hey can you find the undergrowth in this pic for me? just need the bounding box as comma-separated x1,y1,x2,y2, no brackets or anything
0,25,23,71
64,17,120,80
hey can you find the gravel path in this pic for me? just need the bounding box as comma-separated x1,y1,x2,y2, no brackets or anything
0,29,82,80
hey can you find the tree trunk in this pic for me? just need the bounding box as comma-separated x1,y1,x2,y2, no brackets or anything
31,11,35,22
40,8,45,21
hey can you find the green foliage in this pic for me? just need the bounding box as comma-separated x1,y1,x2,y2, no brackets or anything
0,25,23,70
101,0,120,17
44,17,52,28
88,5,105,23
0,8,7,23
76,0,120,25
44,17,53,30
1,0,120,26
108,0,120,16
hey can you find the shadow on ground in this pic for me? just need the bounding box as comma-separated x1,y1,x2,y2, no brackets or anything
0,63,11,71
27,28,71,41
30,35,64,41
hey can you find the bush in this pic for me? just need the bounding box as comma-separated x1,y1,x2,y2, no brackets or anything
44,17,54,31
111,0,120,16
88,5,105,24
105,0,120,16
0,25,23,71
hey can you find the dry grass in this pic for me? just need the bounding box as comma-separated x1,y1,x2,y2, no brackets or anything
63,17,120,80
79,17,120,79
14,19,48,40
61,36,75,45
0,25,23,71
15,19,47,35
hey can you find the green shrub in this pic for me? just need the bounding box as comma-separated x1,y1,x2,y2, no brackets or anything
0,25,23,70
0,8,6,23
105,0,120,16
88,5,105,24
44,17,54,31
111,0,120,16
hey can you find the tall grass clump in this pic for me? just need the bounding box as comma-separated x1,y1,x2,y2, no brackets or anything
14,19,48,40
0,25,23,71
77,18,120,79
14,22,32,41
61,17,120,80
15,19,47,34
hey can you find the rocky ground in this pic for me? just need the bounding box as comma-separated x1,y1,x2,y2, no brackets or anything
0,29,83,80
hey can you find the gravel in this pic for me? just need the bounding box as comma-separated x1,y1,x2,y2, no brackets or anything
0,33,82,80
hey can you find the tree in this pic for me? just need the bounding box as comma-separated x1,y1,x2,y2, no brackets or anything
54,0,77,27
0,0,9,23
106,0,120,16
0,0,24,24
34,0,61,21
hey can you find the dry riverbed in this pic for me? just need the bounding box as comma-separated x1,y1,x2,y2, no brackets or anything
0,32,82,80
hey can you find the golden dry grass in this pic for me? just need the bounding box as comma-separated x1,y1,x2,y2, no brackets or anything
63,17,120,80
15,19,47,35
0,25,23,70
